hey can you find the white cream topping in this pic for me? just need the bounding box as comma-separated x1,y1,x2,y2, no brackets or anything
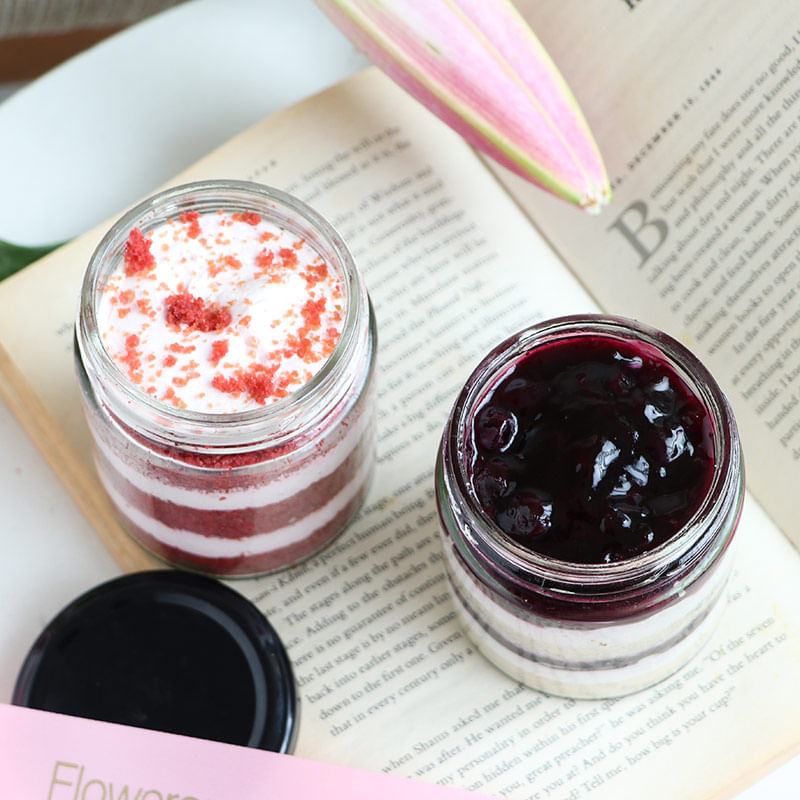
97,211,345,413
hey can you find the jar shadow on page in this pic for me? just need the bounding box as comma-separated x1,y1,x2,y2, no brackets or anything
435,315,744,699
75,180,377,578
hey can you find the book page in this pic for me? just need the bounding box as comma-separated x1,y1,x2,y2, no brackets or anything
0,68,798,800
501,0,800,553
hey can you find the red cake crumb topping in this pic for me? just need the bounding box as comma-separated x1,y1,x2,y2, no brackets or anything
212,363,291,405
165,291,232,333
210,339,229,367
302,262,330,288
256,248,275,270
279,247,298,268
302,297,325,329
232,211,261,226
124,228,155,276
120,334,143,384
208,254,243,278
180,211,202,239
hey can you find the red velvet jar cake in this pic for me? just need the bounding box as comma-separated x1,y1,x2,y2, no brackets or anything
436,316,743,698
76,181,376,577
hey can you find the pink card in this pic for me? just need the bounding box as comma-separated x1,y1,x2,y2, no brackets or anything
0,703,491,799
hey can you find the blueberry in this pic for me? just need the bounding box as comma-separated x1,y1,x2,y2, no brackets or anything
474,405,519,453
472,459,516,507
611,369,637,396
600,506,633,536
600,544,626,564
499,376,548,419
496,490,552,540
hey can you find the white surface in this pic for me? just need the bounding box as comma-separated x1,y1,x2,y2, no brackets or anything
0,2,796,796
0,0,367,245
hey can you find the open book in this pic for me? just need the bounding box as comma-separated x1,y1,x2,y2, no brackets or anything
1,1,799,798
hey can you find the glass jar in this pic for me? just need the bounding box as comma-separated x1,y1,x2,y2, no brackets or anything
76,180,376,577
435,315,743,698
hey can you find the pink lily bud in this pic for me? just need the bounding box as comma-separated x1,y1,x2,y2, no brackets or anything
315,0,611,212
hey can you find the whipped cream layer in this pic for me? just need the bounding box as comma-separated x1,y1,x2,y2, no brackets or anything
99,437,374,559
441,540,734,699
84,354,376,576
97,210,345,413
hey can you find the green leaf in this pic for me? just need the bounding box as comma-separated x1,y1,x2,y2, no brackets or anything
0,239,64,281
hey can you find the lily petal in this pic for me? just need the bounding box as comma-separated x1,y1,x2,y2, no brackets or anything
315,0,611,212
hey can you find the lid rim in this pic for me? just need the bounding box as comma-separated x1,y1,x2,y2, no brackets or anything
12,570,297,753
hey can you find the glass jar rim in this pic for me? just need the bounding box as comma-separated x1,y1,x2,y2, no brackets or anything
76,179,370,449
442,314,742,588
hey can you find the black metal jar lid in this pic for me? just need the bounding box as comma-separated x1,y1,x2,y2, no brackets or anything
12,570,297,753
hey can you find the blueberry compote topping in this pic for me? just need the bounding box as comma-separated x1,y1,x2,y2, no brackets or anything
469,336,714,564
